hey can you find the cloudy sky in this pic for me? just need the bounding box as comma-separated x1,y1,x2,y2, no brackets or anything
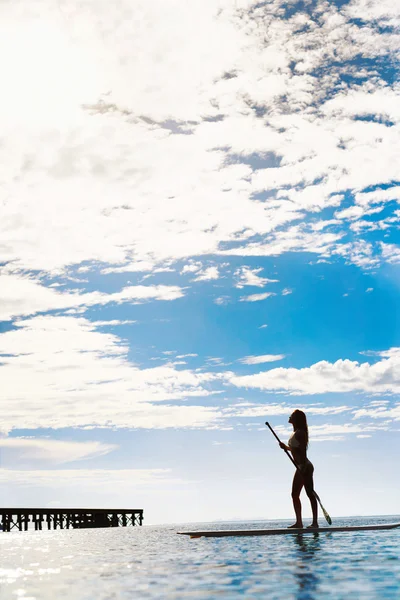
1,0,399,524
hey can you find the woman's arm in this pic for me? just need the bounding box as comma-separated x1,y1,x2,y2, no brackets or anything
279,441,291,452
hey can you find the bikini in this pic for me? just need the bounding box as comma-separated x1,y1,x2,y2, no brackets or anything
288,433,314,475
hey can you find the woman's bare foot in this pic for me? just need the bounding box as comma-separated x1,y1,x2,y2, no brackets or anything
288,523,303,528
306,523,319,529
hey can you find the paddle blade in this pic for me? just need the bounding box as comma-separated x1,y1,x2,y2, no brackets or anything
321,506,332,525
313,491,332,525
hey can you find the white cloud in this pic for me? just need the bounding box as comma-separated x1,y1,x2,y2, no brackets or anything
234,266,278,288
230,406,389,440
344,0,400,28
335,205,383,221
323,88,400,124
0,438,117,465
0,315,224,433
332,240,379,269
181,261,204,274
0,468,178,488
100,261,157,274
353,402,400,421
1,0,400,442
240,292,275,302
222,227,344,261
192,266,220,281
0,273,184,321
92,319,137,326
380,243,400,264
239,354,285,365
205,356,228,367
214,296,230,305
0,0,398,281
229,348,400,395
355,187,400,207
273,422,388,442
224,403,352,418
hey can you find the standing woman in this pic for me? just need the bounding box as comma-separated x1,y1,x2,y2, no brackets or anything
279,410,319,528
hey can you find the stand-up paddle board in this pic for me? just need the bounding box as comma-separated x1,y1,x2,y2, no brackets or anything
178,523,400,538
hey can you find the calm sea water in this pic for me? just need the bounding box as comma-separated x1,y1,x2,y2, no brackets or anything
1,516,399,599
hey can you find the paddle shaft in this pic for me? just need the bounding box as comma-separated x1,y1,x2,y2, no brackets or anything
265,421,332,525
265,421,299,470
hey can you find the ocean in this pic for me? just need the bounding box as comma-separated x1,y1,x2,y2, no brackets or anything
1,515,399,599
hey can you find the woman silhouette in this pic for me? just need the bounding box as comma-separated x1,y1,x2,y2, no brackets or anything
279,410,319,528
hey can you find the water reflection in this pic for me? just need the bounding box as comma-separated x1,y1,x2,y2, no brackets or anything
293,533,321,600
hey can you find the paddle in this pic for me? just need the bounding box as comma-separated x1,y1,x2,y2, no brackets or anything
265,421,332,525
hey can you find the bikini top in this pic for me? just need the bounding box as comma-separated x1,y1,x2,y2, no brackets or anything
288,432,301,448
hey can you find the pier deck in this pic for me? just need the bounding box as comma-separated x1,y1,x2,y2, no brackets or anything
0,508,143,532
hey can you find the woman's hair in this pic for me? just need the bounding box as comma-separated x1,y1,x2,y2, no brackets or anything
291,410,309,448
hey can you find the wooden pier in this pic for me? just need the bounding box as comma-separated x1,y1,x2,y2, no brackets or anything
0,508,143,532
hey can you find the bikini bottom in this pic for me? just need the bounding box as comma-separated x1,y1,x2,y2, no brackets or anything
298,459,314,476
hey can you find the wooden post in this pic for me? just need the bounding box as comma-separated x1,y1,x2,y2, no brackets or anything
0,508,143,532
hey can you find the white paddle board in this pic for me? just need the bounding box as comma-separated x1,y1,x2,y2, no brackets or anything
178,522,400,538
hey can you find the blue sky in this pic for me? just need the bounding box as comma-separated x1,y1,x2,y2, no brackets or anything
1,0,400,524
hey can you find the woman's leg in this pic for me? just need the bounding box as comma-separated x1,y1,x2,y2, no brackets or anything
304,470,318,527
289,470,304,527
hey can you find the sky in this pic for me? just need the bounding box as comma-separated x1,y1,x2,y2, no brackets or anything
0,0,399,525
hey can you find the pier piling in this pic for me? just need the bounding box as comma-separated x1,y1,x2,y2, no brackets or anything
0,508,144,532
